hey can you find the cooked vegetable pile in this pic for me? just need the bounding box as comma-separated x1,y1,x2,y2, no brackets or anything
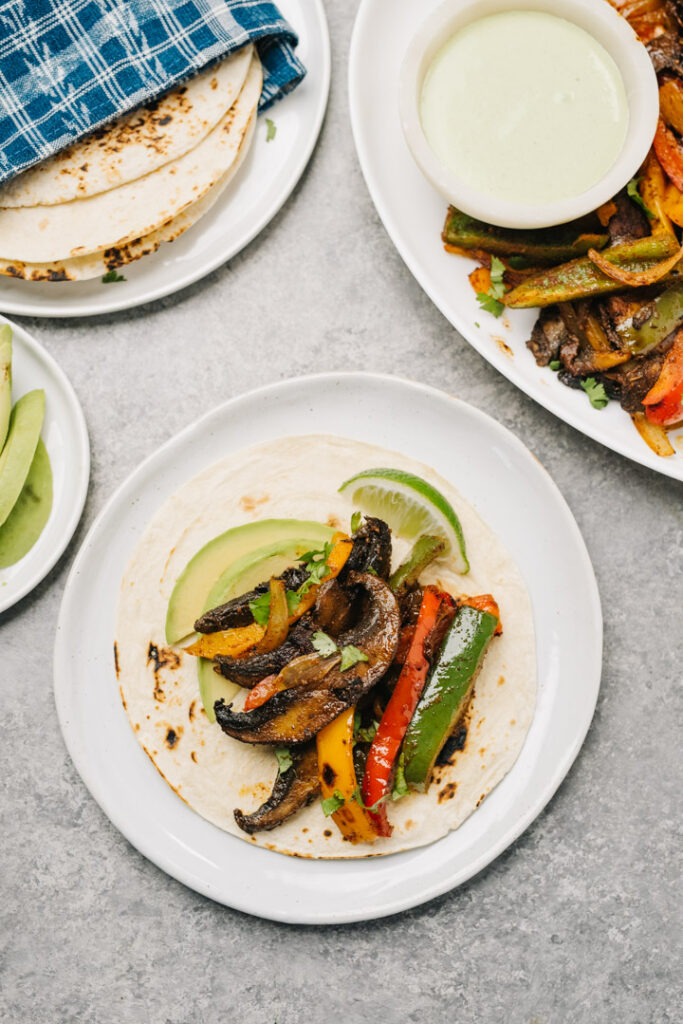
443,0,683,457
182,512,501,843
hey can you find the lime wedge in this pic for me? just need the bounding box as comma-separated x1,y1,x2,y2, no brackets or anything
339,467,469,574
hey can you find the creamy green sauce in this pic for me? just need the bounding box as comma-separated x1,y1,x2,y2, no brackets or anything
420,11,629,205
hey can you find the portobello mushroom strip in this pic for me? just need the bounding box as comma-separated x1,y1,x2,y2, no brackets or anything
214,573,400,745
233,744,320,834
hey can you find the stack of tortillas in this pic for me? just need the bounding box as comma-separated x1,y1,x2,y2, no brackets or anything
0,46,261,282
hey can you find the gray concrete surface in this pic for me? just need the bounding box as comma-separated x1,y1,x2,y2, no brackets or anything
1,4,681,1022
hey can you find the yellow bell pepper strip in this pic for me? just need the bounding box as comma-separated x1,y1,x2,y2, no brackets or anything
631,412,676,457
504,235,679,308
184,534,353,660
659,78,683,136
640,151,677,239
184,621,264,659
664,181,683,227
317,708,381,844
643,328,683,426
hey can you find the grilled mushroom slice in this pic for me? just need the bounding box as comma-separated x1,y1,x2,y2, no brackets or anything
233,745,320,834
194,564,309,633
215,616,315,688
340,517,392,581
214,573,400,745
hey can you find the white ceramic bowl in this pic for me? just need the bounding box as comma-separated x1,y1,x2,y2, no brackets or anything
399,0,659,229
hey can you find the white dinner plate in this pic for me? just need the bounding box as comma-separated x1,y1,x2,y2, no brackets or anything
0,316,89,613
0,0,329,319
54,373,601,924
348,0,683,482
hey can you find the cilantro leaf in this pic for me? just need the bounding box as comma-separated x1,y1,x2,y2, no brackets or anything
356,720,378,743
275,746,293,775
489,255,506,290
311,631,338,658
351,510,363,533
339,645,369,672
102,269,125,283
321,789,345,816
474,321,481,329
391,754,409,801
549,360,561,371
265,118,277,142
286,590,301,615
351,785,387,814
476,292,505,317
627,178,654,219
580,377,609,410
249,591,271,625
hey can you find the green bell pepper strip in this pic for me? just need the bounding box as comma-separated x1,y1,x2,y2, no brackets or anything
389,535,445,597
402,605,498,791
616,281,683,354
504,235,679,308
442,207,608,265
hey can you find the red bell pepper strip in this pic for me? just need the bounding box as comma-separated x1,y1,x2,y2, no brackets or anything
462,594,503,635
653,118,683,193
243,674,281,710
643,328,683,426
361,587,449,837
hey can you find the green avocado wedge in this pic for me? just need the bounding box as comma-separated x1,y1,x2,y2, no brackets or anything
165,518,335,644
0,389,45,529
0,324,13,453
0,438,53,568
402,605,498,791
196,535,333,722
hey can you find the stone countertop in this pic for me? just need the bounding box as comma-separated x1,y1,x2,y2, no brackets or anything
1,4,680,1022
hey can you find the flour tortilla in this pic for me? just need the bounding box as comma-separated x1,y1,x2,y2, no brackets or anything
0,55,262,263
0,46,253,208
116,436,536,860
0,111,256,282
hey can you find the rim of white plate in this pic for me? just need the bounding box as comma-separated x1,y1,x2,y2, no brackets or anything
53,372,602,923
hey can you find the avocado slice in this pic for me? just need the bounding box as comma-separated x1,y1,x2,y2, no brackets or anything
165,518,334,644
0,324,12,453
0,438,53,568
195,536,332,722
0,389,45,529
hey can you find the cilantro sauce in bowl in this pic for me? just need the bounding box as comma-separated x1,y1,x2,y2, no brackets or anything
399,0,659,229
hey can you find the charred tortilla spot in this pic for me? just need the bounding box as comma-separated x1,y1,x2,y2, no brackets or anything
438,781,458,803
435,724,468,766
113,642,120,678
323,830,332,837
147,642,181,702
157,115,172,126
190,751,197,763
165,727,181,749
188,700,196,721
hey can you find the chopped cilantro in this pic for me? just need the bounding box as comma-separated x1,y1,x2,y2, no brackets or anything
311,631,338,658
351,510,363,533
101,269,125,283
286,590,301,615
275,746,293,775
355,719,378,743
627,178,654,219
265,118,277,142
477,255,507,317
321,789,345,816
249,591,271,625
474,321,481,329
580,377,609,410
391,754,409,801
476,292,505,317
339,645,369,672
549,360,561,371
351,785,387,814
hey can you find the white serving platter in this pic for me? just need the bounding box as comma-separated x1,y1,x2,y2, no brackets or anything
0,0,329,319
54,373,601,923
348,0,683,481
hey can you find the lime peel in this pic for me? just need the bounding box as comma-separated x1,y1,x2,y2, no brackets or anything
339,467,469,574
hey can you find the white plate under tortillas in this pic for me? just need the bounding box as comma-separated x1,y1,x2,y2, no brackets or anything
0,55,262,264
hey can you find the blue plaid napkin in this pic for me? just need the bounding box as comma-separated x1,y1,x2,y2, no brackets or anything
0,0,305,186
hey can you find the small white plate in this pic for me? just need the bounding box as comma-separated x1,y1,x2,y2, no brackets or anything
349,0,683,481
0,0,329,319
0,317,89,613
54,373,601,924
